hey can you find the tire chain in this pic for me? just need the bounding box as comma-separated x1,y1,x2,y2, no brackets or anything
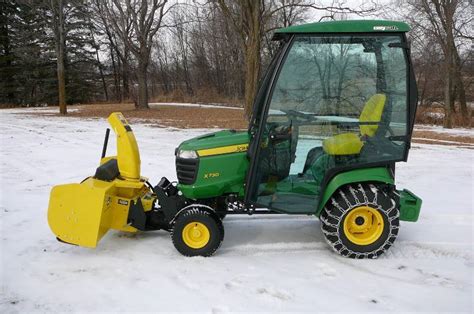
320,183,399,259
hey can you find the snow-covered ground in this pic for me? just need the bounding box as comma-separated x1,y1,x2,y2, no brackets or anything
0,109,473,313
415,124,474,137
150,102,243,110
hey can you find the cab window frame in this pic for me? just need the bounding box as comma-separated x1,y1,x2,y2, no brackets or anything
245,32,414,206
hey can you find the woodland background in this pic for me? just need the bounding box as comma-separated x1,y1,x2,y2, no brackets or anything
0,0,472,127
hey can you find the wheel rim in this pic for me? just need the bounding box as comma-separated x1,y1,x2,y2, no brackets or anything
343,206,384,246
182,221,210,249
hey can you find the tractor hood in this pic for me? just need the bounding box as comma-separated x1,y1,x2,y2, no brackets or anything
176,129,250,199
177,130,250,154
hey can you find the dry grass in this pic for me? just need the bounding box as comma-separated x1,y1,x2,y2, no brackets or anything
43,103,249,129
412,130,473,148
19,102,474,148
416,105,473,128
151,88,243,108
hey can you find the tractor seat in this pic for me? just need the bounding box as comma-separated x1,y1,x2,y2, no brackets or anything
322,94,386,155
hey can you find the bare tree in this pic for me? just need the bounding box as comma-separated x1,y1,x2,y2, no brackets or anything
273,0,308,27
50,0,67,114
92,0,132,102
215,0,377,118
103,0,169,109
404,0,471,127
215,1,262,118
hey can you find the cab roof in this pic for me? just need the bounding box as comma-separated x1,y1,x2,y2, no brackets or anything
273,20,410,40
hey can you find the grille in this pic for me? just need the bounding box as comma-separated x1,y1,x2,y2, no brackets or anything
176,157,198,185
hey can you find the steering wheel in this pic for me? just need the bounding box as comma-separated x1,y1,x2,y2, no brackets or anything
281,109,313,122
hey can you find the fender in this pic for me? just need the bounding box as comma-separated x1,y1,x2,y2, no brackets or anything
171,204,219,224
316,167,394,217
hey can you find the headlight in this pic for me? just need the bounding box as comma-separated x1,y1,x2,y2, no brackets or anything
177,149,198,159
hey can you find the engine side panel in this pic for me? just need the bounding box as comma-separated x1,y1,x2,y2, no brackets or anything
178,151,249,199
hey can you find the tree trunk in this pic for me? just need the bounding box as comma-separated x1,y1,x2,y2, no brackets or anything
0,5,15,103
136,58,149,109
243,2,262,119
449,83,456,113
417,69,427,106
95,47,108,102
216,0,263,118
122,51,130,101
55,0,67,115
244,40,261,119
158,57,169,94
453,49,469,125
443,62,453,128
110,46,121,102
442,1,455,128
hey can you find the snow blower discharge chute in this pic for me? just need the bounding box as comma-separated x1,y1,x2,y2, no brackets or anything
48,20,422,258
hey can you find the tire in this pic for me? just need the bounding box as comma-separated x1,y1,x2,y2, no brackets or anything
171,207,224,257
320,183,399,259
217,212,227,220
214,197,227,220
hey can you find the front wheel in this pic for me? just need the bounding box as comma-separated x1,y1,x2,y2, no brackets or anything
171,207,224,257
320,183,399,259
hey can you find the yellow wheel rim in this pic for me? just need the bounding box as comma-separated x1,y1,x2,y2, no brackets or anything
182,222,210,249
343,206,384,246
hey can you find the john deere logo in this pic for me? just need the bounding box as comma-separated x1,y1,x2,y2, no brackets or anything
118,199,129,205
373,25,399,31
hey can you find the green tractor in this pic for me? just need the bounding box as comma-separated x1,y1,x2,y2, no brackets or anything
48,20,422,259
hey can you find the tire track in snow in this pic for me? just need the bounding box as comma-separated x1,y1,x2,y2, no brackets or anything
219,241,328,256
217,237,472,262
333,253,470,291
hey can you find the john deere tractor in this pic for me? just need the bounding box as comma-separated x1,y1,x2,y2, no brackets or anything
48,20,422,259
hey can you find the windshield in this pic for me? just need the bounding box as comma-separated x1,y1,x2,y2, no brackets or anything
269,35,407,124
249,41,288,131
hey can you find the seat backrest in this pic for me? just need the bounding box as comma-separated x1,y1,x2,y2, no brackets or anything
359,94,386,137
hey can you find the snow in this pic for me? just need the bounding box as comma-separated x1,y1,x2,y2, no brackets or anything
150,102,244,110
412,137,474,147
2,107,80,114
0,109,473,312
424,111,445,119
415,124,474,137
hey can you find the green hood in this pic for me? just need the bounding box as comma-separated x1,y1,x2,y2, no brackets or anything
178,130,250,152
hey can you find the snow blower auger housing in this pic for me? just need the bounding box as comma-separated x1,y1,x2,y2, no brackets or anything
48,113,158,248
48,20,422,258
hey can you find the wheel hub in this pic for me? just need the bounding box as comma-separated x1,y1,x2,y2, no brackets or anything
343,206,384,246
355,216,365,226
182,222,210,249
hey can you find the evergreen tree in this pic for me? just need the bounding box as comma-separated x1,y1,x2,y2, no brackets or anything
0,0,102,106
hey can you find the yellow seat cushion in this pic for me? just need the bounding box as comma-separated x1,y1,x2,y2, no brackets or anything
322,133,363,155
359,94,386,137
322,94,386,156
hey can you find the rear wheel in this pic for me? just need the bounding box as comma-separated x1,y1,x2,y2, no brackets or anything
171,207,224,257
320,183,399,259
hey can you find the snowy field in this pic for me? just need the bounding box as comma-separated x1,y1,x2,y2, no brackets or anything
0,109,473,313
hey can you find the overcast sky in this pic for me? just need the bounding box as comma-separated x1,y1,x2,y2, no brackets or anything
305,0,396,22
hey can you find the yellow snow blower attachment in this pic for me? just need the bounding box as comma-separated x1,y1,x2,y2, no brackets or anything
48,113,156,248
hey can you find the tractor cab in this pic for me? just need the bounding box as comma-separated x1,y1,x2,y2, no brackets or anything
245,20,417,214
